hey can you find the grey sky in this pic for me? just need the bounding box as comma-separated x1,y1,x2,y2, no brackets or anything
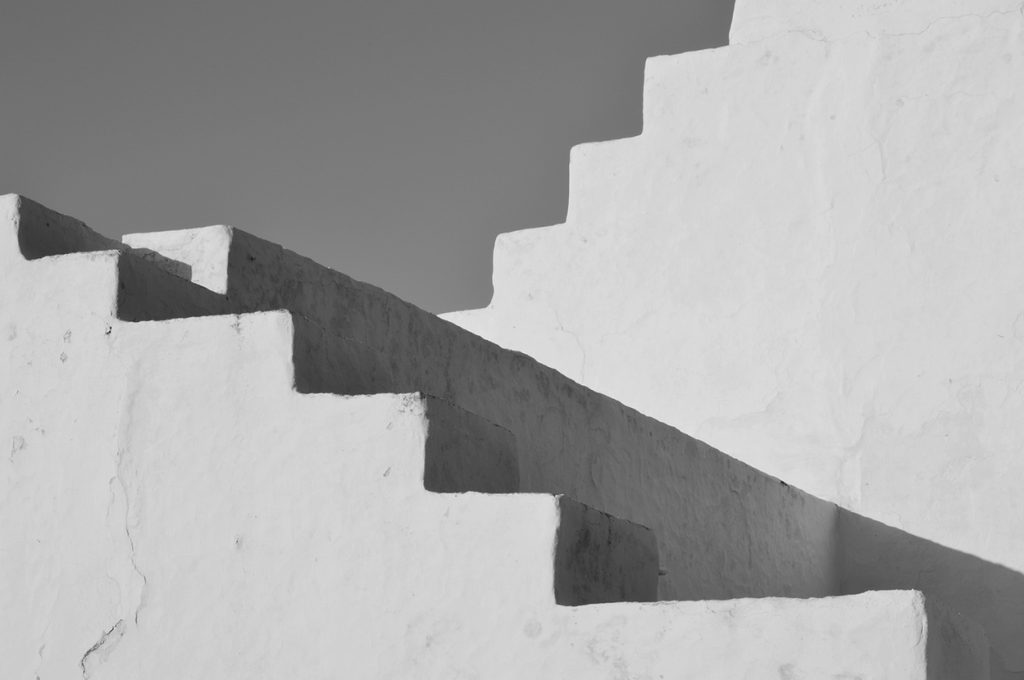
1,0,734,312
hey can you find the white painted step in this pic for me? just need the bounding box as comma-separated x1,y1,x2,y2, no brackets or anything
1,195,989,677
441,7,1024,676
119,206,838,604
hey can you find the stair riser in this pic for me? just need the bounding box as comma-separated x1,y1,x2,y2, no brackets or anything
123,220,840,602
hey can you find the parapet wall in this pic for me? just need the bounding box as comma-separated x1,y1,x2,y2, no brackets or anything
123,207,838,602
446,0,1024,567
0,193,1002,675
6,2,1023,673
7,194,995,677
444,3,1024,675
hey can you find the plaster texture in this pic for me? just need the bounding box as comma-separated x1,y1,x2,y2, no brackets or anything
445,0,1024,613
730,0,1024,43
124,219,839,603
1,194,988,677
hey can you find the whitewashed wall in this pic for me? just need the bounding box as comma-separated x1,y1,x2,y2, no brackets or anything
3,196,987,677
445,0,1024,578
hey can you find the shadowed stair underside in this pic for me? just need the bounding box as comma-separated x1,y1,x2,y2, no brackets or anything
0,194,990,678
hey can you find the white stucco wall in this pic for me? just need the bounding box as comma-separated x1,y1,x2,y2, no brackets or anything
123,219,840,604
729,0,1023,43
1,195,988,677
444,3,1024,674
445,0,1024,560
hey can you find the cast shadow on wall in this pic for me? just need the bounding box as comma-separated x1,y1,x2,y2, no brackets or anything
838,510,1024,680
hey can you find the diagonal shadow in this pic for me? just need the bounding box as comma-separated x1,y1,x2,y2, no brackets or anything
839,509,1024,680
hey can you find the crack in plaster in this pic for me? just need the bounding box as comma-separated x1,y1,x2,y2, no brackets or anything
29,581,61,680
864,6,1024,39
114,368,148,628
551,305,587,381
34,642,45,680
114,446,148,626
79,619,124,679
9,434,26,463
81,368,150,677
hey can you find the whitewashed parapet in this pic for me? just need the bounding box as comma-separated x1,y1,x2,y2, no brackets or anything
1,194,988,677
121,209,839,603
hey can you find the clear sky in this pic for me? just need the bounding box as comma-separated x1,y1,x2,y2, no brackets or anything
1,0,734,313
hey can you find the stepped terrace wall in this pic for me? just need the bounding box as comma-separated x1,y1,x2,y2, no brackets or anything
444,0,1024,588
122,208,837,602
1,194,992,678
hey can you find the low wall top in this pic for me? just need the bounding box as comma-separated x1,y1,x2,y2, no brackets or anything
729,0,1022,43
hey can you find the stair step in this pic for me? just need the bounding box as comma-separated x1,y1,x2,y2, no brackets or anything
123,225,233,294
0,290,660,670
554,495,658,605
3,194,235,323
1,195,993,678
12,194,121,259
118,214,840,604
422,397,518,494
1,274,982,675
116,253,234,322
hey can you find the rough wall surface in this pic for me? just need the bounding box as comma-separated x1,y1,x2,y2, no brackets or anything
1,195,989,677
729,0,1023,43
444,0,1024,581
443,2,1024,673
124,219,839,603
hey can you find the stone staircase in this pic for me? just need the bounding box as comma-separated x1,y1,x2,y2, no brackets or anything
441,0,1024,677
0,196,988,678
2,0,1014,676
